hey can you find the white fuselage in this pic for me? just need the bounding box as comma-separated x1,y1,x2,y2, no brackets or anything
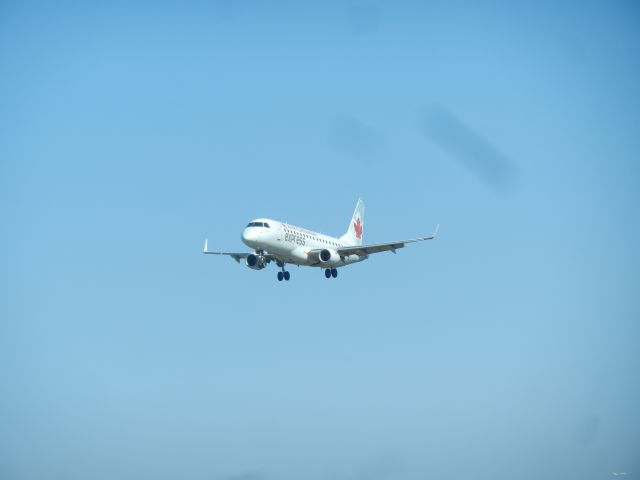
241,218,366,268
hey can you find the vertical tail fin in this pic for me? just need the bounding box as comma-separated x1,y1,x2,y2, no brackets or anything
340,198,365,246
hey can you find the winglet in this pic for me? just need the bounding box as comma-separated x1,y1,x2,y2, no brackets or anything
203,238,209,253
423,224,440,240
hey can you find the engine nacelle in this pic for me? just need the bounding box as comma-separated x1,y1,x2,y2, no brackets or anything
319,249,341,265
245,253,267,270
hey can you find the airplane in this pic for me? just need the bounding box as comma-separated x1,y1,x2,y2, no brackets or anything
203,198,439,281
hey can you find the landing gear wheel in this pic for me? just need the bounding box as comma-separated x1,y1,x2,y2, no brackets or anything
325,269,331,278
331,268,338,278
277,271,284,281
284,271,290,281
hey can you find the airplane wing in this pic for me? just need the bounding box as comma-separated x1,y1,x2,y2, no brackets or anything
202,239,247,263
336,224,440,257
202,239,278,264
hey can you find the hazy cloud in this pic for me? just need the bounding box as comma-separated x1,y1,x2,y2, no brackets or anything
422,105,518,192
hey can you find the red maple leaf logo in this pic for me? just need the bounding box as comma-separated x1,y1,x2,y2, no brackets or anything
354,218,363,239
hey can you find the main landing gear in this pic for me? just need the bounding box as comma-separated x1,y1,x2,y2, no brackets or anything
277,264,290,282
324,268,338,279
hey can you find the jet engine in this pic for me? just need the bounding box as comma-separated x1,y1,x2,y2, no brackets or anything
246,253,267,270
319,249,341,265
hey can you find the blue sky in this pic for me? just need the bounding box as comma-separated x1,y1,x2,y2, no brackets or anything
1,2,639,479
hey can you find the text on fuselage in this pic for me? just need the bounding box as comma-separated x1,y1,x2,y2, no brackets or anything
284,232,306,246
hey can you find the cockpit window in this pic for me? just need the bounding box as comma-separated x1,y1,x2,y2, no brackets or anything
246,222,267,228
263,223,270,228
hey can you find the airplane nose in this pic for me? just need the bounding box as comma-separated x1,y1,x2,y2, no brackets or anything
242,228,258,244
